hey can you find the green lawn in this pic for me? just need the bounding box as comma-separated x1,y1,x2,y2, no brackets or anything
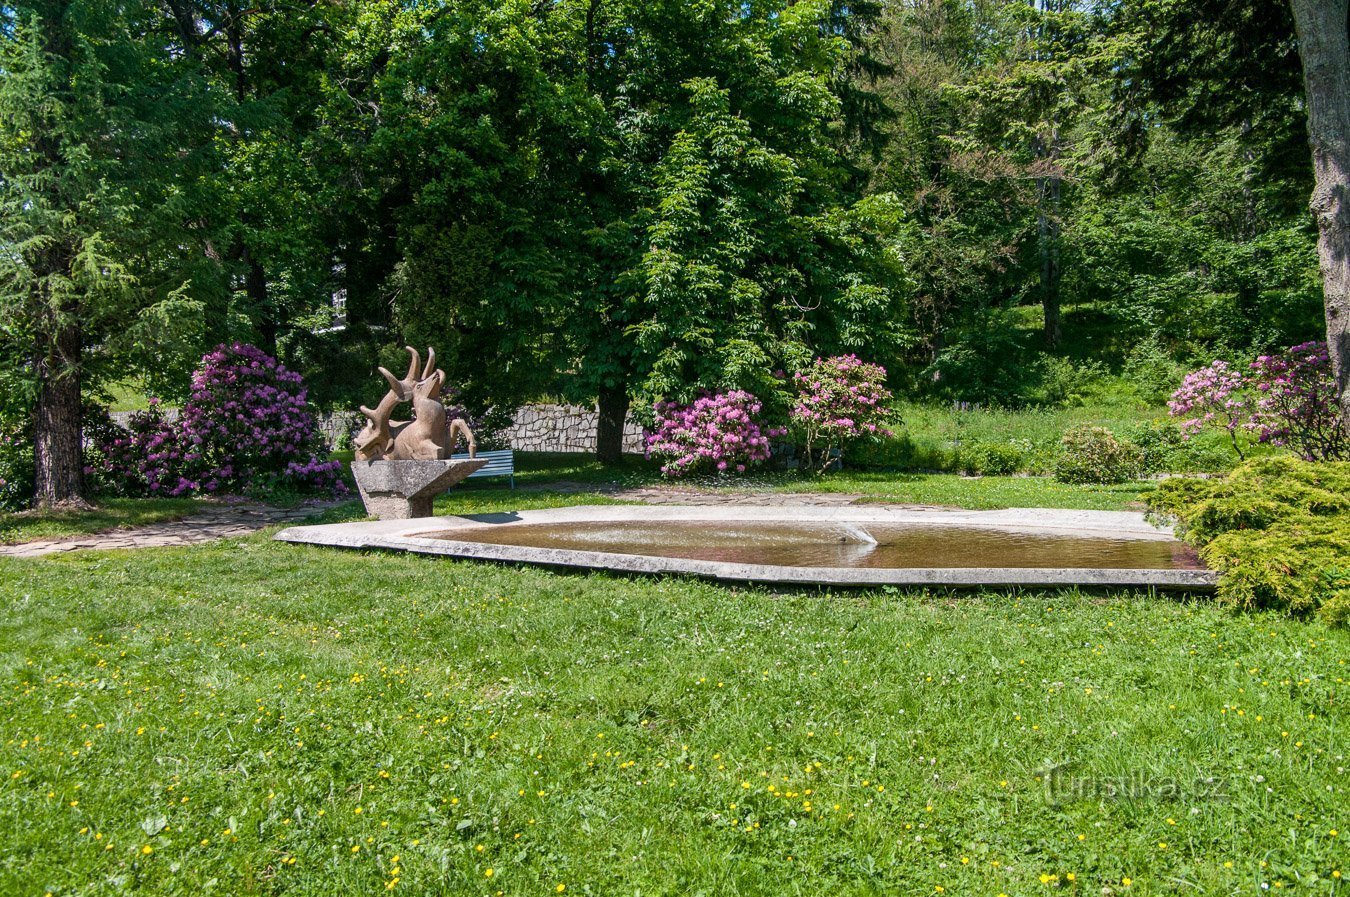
1,534,1345,895
0,497,201,545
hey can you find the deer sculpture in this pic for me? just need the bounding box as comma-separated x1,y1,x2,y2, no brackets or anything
354,345,477,462
354,346,421,461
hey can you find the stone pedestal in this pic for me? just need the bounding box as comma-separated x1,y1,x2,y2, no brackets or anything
351,459,488,520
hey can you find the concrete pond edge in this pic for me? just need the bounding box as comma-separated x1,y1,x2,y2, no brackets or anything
273,504,1218,591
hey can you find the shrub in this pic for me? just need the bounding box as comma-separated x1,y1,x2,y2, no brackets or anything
91,344,346,498
1053,425,1143,484
790,355,894,473
1169,341,1348,464
844,433,918,470
0,413,33,512
85,401,180,496
646,391,780,477
1121,337,1187,405
1248,341,1348,462
956,440,1025,476
1167,360,1251,460
1147,457,1350,624
1124,419,1237,475
1029,356,1109,407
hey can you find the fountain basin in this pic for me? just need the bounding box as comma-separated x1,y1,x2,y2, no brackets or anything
274,504,1216,590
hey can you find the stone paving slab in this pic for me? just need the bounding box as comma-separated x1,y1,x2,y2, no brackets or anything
609,486,865,506
524,480,868,506
0,501,345,559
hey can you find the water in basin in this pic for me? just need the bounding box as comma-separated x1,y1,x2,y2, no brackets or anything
428,520,1203,569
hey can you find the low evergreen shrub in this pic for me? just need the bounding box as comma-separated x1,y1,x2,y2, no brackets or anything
1147,457,1350,625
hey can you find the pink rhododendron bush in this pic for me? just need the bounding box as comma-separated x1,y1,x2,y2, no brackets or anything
1169,341,1347,462
645,391,782,477
90,344,346,497
1166,360,1252,459
790,355,894,473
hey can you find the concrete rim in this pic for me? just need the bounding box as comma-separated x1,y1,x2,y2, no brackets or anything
273,504,1216,591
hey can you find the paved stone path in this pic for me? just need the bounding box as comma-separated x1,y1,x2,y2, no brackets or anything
522,479,870,507
609,486,864,506
0,501,345,559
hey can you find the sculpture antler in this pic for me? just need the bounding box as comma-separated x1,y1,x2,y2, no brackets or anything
355,346,421,461
418,346,443,399
377,346,422,401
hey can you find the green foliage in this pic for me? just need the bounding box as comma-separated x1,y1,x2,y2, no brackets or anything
1148,458,1350,623
1123,419,1239,475
0,414,34,513
955,440,1026,477
1054,426,1143,485
0,0,223,397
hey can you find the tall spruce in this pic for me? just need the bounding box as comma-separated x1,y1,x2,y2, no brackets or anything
0,0,218,505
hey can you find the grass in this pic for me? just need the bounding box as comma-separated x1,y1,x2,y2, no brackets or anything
102,378,157,413
775,472,1155,510
0,497,201,546
0,534,1345,895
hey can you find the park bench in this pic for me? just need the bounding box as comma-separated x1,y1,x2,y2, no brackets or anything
451,448,515,488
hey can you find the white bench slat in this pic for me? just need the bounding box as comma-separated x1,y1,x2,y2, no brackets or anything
450,449,515,487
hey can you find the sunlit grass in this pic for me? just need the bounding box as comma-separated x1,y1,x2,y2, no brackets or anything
0,534,1344,894
0,497,201,545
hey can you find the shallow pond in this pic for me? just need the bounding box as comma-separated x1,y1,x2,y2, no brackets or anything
428,520,1203,570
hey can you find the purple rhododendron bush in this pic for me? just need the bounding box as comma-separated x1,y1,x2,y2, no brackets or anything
645,355,895,477
1169,341,1348,462
90,344,346,498
645,391,783,477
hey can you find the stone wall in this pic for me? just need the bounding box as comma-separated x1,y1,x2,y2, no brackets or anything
110,403,645,456
505,403,644,454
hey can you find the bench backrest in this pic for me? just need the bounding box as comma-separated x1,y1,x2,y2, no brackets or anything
451,449,514,478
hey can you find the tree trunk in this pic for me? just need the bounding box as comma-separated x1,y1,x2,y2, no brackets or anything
244,249,276,355
596,383,630,464
1038,189,1062,350
33,317,85,508
1289,0,1350,418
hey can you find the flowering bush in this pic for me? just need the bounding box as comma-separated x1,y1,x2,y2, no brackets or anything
1167,360,1252,459
85,401,181,496
1169,342,1348,463
1249,341,1348,462
646,391,781,477
92,344,346,498
790,355,893,473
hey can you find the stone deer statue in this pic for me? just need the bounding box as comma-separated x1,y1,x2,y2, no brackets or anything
390,361,448,460
355,345,477,462
354,346,421,461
